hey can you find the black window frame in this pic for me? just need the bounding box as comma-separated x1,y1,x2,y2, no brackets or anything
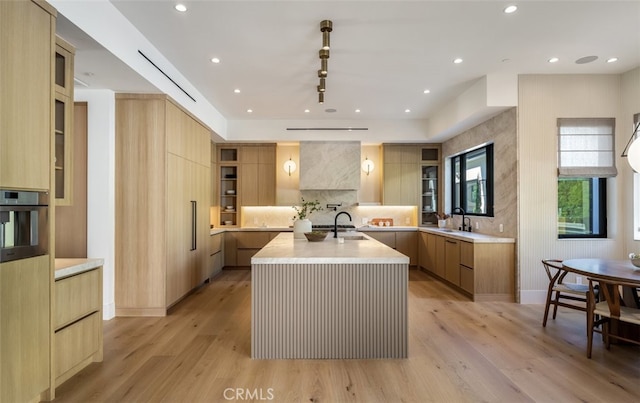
450,144,494,217
557,177,607,239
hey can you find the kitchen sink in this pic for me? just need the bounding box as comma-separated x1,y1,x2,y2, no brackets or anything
339,235,368,240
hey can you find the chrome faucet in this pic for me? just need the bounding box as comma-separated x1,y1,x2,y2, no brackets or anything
452,207,471,232
333,211,352,238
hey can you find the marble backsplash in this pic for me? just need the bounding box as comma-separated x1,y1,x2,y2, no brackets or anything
240,205,418,228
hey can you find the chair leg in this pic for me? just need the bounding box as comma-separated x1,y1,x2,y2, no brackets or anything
542,289,554,327
552,291,560,319
586,299,594,358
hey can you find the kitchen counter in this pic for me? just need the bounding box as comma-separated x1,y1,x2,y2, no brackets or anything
419,227,515,243
358,225,417,232
55,258,105,280
251,232,408,359
252,232,409,264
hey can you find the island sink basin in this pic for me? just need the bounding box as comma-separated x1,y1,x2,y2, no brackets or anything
339,235,368,240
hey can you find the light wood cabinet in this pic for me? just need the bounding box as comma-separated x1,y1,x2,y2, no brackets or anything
54,267,103,387
115,94,211,316
0,256,51,402
420,146,441,226
54,36,75,205
382,145,420,206
56,102,88,257
0,0,55,191
217,144,276,227
0,2,56,401
360,231,418,267
209,233,224,277
223,231,279,268
418,230,514,301
444,238,460,285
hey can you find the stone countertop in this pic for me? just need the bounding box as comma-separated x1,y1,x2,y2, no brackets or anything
419,227,515,243
55,258,104,280
358,225,418,232
252,232,409,264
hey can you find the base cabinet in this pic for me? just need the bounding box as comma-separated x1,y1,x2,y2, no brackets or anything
418,231,514,301
210,233,224,277
360,231,418,267
54,266,103,388
224,231,279,268
0,256,50,403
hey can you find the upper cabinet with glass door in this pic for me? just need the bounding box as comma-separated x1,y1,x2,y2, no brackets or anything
54,36,75,205
420,146,441,226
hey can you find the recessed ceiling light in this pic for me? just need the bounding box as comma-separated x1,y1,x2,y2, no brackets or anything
504,5,518,14
210,57,220,64
355,109,361,113
423,89,431,94
405,109,411,113
234,89,241,93
548,57,559,63
304,109,310,113
175,4,187,12
453,58,463,64
607,57,618,63
247,109,253,113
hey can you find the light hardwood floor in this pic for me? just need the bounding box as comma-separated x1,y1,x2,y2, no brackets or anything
54,270,640,402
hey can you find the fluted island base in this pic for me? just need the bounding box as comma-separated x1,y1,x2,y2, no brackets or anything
251,233,408,359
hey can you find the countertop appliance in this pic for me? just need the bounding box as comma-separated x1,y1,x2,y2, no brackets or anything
0,189,49,262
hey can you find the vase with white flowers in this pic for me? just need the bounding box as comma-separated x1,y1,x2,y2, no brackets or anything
292,198,323,239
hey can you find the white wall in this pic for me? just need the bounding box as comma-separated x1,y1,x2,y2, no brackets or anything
621,68,640,251
74,89,116,320
517,74,629,304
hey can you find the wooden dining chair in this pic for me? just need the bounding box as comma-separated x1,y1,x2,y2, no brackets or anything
586,277,640,358
542,259,594,327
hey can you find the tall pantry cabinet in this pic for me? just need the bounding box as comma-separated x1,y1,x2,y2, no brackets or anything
0,1,56,401
115,94,211,316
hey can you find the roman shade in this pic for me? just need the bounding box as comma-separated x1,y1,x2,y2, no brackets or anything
557,118,617,177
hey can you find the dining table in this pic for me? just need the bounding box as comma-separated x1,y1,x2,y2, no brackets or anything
562,258,640,341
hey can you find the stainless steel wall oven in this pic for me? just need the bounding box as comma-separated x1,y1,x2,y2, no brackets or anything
0,189,49,262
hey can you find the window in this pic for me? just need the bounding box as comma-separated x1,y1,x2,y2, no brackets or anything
557,118,615,239
450,144,494,216
558,178,607,238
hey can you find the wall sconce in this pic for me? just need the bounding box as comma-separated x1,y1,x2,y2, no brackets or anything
622,121,640,172
362,157,375,176
283,158,297,176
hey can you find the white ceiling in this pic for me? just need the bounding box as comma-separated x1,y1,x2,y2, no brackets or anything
56,1,640,137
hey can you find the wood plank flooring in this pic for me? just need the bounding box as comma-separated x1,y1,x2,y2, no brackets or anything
53,269,640,402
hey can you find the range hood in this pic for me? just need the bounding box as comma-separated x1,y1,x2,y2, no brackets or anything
299,141,361,190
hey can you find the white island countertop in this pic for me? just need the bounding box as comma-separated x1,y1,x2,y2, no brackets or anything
252,232,409,264
55,258,104,280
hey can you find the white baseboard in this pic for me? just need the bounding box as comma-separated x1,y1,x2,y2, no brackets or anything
103,302,116,320
519,290,547,304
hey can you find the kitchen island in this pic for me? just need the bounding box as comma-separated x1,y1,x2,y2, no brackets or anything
251,232,409,359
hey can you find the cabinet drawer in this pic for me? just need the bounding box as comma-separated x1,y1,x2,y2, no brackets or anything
55,268,101,329
460,265,474,294
210,233,222,254
55,311,101,379
460,241,474,268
